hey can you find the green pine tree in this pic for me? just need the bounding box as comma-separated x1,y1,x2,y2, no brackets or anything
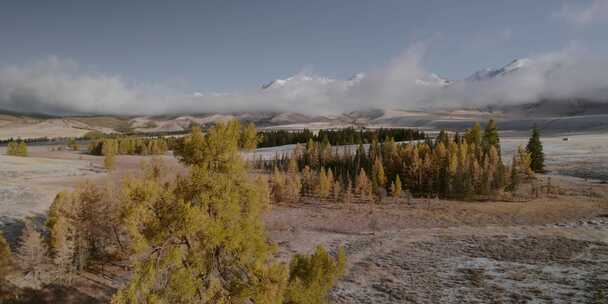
526,126,545,173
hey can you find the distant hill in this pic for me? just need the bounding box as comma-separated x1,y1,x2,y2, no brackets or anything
2,101,608,140
489,99,608,117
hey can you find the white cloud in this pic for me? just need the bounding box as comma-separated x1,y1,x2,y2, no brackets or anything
555,0,608,26
0,46,607,116
0,57,154,115
438,50,608,108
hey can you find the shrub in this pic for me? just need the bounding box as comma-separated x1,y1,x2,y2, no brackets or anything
285,246,346,304
6,141,28,157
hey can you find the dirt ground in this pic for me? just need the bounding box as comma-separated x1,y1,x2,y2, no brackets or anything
1,147,607,303
264,175,608,304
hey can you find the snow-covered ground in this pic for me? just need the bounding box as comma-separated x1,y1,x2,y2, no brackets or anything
0,119,114,140
0,155,101,227
501,133,608,180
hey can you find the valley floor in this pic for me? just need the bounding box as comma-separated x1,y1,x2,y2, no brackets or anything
266,177,608,303
0,141,607,303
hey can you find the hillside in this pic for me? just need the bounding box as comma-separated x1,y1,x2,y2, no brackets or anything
2,102,608,140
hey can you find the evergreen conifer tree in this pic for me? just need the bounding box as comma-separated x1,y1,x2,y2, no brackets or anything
526,126,545,173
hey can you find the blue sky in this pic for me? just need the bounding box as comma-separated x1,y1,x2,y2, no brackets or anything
1,0,606,92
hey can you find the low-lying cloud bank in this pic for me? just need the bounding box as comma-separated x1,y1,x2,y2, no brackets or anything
1,47,607,116
555,0,608,26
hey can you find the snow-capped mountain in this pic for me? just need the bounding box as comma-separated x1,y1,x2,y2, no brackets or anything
261,75,336,89
465,68,502,82
262,72,451,90
261,58,535,91
260,72,370,90
348,72,366,82
466,58,533,81
415,73,453,87
501,58,532,73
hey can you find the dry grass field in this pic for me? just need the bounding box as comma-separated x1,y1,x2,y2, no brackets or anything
0,144,607,303
265,176,608,303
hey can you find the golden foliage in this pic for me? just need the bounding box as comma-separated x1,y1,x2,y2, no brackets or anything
6,141,28,157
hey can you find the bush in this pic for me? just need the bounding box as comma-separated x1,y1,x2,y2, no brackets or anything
286,246,347,304
6,141,28,156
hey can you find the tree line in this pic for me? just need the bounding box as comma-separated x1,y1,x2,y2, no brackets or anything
87,137,170,156
257,127,426,148
260,120,543,203
0,137,52,145
0,121,346,304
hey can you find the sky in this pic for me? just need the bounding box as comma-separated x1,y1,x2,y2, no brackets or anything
0,0,607,115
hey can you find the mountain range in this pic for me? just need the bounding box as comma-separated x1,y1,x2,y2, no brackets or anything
261,58,534,90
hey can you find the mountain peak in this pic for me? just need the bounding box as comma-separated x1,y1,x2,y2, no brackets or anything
467,58,533,82
415,73,452,87
348,72,366,82
261,74,335,89
502,58,532,73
